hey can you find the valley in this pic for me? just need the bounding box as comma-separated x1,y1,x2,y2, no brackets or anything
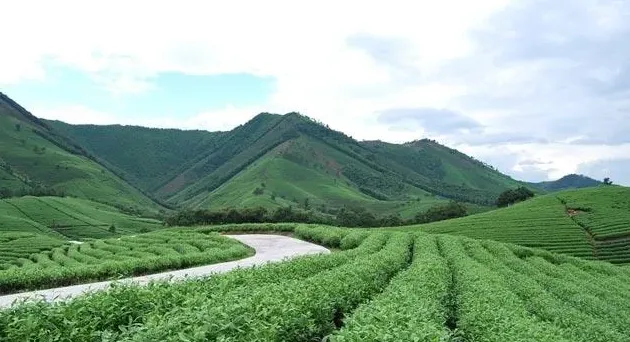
0,92,628,340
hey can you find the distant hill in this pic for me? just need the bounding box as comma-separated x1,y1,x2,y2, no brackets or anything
3,92,536,217
50,112,525,214
0,92,162,215
529,174,601,192
393,185,630,264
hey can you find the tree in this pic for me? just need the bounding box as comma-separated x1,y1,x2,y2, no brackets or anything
14,123,21,132
0,187,12,199
108,224,116,233
603,177,613,185
252,187,264,195
496,186,535,207
415,201,467,224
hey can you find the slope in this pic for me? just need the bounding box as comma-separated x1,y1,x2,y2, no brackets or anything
169,113,522,209
392,185,630,264
0,196,162,240
190,134,446,216
46,120,226,193
0,92,162,214
362,139,524,204
530,173,601,192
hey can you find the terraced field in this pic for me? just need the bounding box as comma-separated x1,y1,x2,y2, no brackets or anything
393,186,630,264
1,225,629,341
0,233,67,266
0,196,162,240
558,187,630,264
0,230,253,293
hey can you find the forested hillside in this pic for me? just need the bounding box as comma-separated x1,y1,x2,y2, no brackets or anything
0,93,162,215
529,174,601,191
47,121,226,193
51,111,526,215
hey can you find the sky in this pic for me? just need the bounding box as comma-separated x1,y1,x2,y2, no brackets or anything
1,0,629,185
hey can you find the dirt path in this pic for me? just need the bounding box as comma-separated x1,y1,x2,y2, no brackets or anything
0,234,329,308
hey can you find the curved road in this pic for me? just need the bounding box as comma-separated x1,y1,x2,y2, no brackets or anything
0,234,329,308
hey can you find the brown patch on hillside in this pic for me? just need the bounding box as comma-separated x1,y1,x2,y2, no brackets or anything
567,209,583,217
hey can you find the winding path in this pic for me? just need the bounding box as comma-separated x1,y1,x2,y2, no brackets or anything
0,234,329,308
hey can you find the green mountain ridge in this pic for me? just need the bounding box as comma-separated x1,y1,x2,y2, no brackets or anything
3,91,589,218
0,92,162,215
528,173,601,191
45,111,528,214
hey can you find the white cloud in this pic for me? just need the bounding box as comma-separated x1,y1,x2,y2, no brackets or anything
2,0,629,184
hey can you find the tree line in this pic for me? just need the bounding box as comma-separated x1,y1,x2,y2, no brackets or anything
0,186,65,199
164,201,468,228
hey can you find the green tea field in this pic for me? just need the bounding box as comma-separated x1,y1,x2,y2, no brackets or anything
393,186,630,264
0,229,253,293
0,196,163,240
1,225,628,341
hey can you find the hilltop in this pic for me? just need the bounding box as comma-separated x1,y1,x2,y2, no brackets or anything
529,174,601,191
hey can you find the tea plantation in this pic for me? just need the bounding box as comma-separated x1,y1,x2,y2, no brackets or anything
394,186,630,264
0,230,252,293
1,225,628,341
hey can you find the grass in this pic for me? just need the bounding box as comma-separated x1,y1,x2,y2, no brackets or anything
1,225,628,341
0,229,253,293
390,186,630,264
0,108,161,215
0,196,163,240
185,136,450,218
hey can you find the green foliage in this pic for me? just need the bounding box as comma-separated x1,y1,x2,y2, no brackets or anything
2,227,630,341
529,174,601,191
395,187,630,264
497,186,535,207
558,186,630,263
332,234,452,341
0,197,162,240
0,230,252,294
414,200,467,223
604,177,613,185
0,94,163,214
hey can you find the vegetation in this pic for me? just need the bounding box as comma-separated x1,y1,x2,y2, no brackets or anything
165,201,468,228
0,230,252,293
529,174,601,191
47,120,226,193
45,109,525,214
496,186,535,207
1,225,629,341
0,93,162,215
558,186,630,263
0,196,162,240
394,186,630,264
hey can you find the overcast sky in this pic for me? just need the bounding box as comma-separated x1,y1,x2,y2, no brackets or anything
1,0,629,185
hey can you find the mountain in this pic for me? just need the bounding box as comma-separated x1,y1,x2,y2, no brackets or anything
0,92,162,215
529,174,601,192
47,121,226,193
47,111,525,215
